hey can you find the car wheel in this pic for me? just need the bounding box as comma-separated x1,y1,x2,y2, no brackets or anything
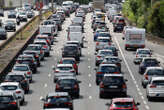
125,47,128,50
99,93,104,98
147,95,152,101
20,98,24,105
142,82,146,88
96,80,99,85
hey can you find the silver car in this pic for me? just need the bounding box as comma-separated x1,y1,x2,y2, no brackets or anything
142,67,164,88
95,37,111,52
146,77,164,101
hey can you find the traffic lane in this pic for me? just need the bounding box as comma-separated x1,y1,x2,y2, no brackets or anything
109,22,164,110
0,10,38,45
20,14,72,110
74,13,144,110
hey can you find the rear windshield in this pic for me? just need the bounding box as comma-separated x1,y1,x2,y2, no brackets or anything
58,67,73,70
47,96,69,103
147,69,164,75
59,79,76,85
27,46,41,50
6,75,24,81
97,39,110,42
100,51,113,56
1,86,17,91
62,60,74,64
13,66,28,71
144,59,158,64
153,80,164,85
64,46,77,50
103,77,123,84
105,58,120,62
138,50,150,55
113,102,133,108
100,66,118,73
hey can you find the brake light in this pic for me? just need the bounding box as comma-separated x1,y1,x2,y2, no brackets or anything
136,54,138,58
96,42,99,45
60,61,62,64
97,72,103,74
64,102,72,106
55,70,59,73
100,82,104,88
97,56,101,58
9,102,17,105
27,72,31,75
122,84,127,89
70,70,75,73
144,74,148,80
56,84,60,90
32,59,34,63
114,72,119,74
43,45,48,48
40,50,43,54
16,91,21,93
44,103,51,107
150,84,156,88
36,55,39,58
74,84,78,89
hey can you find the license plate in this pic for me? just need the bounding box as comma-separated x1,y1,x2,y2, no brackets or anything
64,87,71,89
109,86,117,88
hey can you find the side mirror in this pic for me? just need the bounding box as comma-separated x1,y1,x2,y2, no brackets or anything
95,52,97,55
122,37,125,40
52,65,55,70
77,80,81,83
40,97,46,102
94,67,97,71
17,96,21,99
136,102,140,106
105,102,111,106
124,79,128,82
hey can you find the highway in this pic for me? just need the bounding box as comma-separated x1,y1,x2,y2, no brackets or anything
19,12,164,110
0,10,38,46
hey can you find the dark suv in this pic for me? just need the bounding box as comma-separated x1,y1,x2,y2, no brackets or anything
62,44,80,61
99,74,127,98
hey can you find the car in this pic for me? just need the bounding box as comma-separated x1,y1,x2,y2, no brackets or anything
26,10,35,18
26,44,45,60
93,28,108,41
95,37,112,52
103,45,118,56
54,72,76,83
62,44,80,61
49,14,62,31
113,22,125,32
36,34,53,45
107,98,140,110
12,64,33,83
23,50,41,66
95,64,121,85
95,49,114,66
4,20,16,32
146,77,164,101
142,67,164,88
0,27,7,40
99,74,127,98
134,48,152,64
53,64,76,74
59,57,78,74
41,92,73,110
66,41,82,56
68,32,84,47
0,9,4,16
55,77,81,98
34,40,50,57
0,82,25,105
102,56,122,72
16,54,37,73
0,92,20,110
8,10,17,18
4,72,30,94
139,57,160,74
17,11,27,22
94,31,111,41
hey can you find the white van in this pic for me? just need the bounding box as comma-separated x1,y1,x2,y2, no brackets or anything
123,27,145,50
68,32,84,47
39,25,58,36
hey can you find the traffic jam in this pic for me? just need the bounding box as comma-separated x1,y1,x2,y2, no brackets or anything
0,1,164,110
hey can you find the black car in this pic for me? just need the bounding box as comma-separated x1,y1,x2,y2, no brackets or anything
103,45,118,56
139,58,160,74
4,73,30,93
4,20,16,32
16,55,37,73
99,74,127,98
55,77,80,98
8,10,17,18
113,23,124,32
42,92,73,110
0,27,7,40
26,11,34,18
0,9,4,17
62,44,80,61
0,92,20,110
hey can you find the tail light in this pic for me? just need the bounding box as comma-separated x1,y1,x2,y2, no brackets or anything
70,70,75,73
141,45,145,48
55,70,59,73
40,50,43,54
16,91,21,94
43,45,48,49
9,102,17,105
60,61,62,64
27,72,31,75
108,42,111,45
56,84,60,90
36,55,39,58
44,103,51,107
97,56,101,58
136,54,138,58
150,84,156,88
31,59,34,63
97,72,103,74
113,72,119,74
64,102,72,106
74,84,78,89
96,42,99,46
144,74,148,80
100,82,104,88
122,84,127,89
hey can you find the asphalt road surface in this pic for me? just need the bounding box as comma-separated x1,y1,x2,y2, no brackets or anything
0,10,38,46
20,13,164,110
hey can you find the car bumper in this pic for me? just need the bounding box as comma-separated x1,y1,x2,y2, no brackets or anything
148,92,164,98
100,88,126,95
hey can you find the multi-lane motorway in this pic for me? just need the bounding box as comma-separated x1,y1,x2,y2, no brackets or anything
19,12,164,110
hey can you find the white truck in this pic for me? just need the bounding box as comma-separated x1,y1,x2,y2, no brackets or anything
67,32,84,47
123,27,145,50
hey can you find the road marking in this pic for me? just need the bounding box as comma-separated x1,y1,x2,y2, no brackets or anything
88,52,90,55
44,83,47,88
89,83,92,87
88,74,91,77
113,36,150,110
40,96,43,100
88,66,91,69
88,58,90,61
48,74,51,77
89,96,92,99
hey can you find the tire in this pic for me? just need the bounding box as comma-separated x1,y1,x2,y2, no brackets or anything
147,95,152,101
125,47,128,50
20,98,24,105
99,93,104,98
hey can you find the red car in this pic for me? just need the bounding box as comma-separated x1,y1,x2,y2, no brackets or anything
107,98,140,110
59,57,78,75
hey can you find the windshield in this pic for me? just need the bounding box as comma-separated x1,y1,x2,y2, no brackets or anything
62,60,74,64
138,50,150,55
58,67,73,71
104,77,123,84
47,96,69,103
13,66,29,71
1,86,17,91
100,51,113,56
59,79,76,85
153,80,164,86
27,46,41,51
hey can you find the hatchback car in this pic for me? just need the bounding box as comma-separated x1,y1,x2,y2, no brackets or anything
41,92,73,110
8,10,17,18
53,64,76,74
55,77,81,98
139,57,160,74
0,92,20,110
0,82,25,105
54,72,76,83
107,98,140,110
95,37,111,52
146,77,164,101
96,64,120,85
95,49,114,66
4,20,16,32
99,74,127,98
103,45,118,56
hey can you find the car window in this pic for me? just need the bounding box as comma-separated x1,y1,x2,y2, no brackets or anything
152,80,164,85
47,96,69,103
13,66,29,71
147,69,164,75
106,58,120,62
113,102,133,108
62,60,74,64
100,66,118,73
1,86,17,91
27,46,41,50
6,75,24,81
104,77,123,84
58,67,73,70
100,51,113,56
0,96,14,102
97,39,110,42
138,50,150,55
64,46,77,50
59,79,76,85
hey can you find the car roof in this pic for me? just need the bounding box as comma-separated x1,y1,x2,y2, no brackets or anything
99,64,117,67
151,77,164,81
146,66,163,71
64,44,78,47
62,57,75,61
0,82,19,86
137,48,150,51
104,74,123,77
112,98,134,103
57,64,73,67
47,92,69,97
